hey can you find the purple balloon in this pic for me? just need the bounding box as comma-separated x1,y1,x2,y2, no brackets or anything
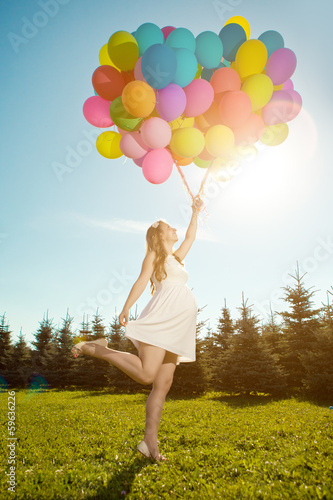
282,79,294,91
266,48,297,85
155,83,187,121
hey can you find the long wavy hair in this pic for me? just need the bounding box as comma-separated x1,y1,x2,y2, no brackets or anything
146,219,184,295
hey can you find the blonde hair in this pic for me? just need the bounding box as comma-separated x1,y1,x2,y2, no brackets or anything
146,219,184,295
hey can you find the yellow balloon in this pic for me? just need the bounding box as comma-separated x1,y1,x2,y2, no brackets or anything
242,74,273,111
235,40,268,79
273,83,283,91
224,16,250,40
99,44,120,71
169,116,195,131
194,63,202,79
170,127,205,158
96,131,123,159
260,123,289,146
205,125,235,157
122,81,156,118
107,31,139,71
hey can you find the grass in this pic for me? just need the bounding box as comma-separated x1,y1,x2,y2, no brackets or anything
1,389,333,499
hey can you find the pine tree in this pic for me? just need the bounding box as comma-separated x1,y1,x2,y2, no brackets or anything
107,310,124,350
261,304,286,359
279,263,320,390
30,311,57,385
213,299,234,350
0,313,14,386
11,328,32,387
301,289,333,397
52,310,76,387
213,294,287,395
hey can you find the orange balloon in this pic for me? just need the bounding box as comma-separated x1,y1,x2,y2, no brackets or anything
219,91,252,128
171,151,194,165
121,69,135,85
197,146,215,161
210,67,241,95
122,81,156,118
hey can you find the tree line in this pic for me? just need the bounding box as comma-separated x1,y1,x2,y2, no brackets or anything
1,265,332,398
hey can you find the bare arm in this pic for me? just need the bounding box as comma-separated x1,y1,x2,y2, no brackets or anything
174,196,203,262
119,250,156,326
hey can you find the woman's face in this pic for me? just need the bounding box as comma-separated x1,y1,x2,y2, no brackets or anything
161,222,178,242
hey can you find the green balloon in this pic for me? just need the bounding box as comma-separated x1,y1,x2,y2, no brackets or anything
194,157,211,169
110,97,142,131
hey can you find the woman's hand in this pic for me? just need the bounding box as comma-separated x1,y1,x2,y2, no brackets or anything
119,308,129,327
192,195,204,214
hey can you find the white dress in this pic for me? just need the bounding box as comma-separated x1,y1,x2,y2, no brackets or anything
125,254,198,365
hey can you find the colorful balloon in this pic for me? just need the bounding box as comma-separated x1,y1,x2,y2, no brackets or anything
96,131,122,159
219,23,247,61
134,57,147,82
92,65,126,101
195,31,223,69
170,127,205,158
258,30,284,58
83,96,114,128
169,116,195,131
233,113,265,146
261,90,294,125
219,90,252,128
172,48,198,87
142,148,173,184
210,67,241,94
120,132,149,158
242,74,273,111
134,23,164,56
224,16,250,40
141,44,177,89
110,96,143,131
155,83,187,121
99,44,120,70
183,79,214,117
122,80,156,117
265,48,297,85
194,157,211,168
162,26,176,41
165,27,196,51
235,39,268,79
205,124,235,157
285,90,302,121
260,123,289,146
140,117,172,149
107,31,139,71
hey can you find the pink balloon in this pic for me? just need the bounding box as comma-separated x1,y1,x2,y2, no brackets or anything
286,90,302,121
117,126,130,135
282,79,294,91
183,79,214,117
120,132,149,159
140,117,172,149
233,113,265,146
134,57,147,82
142,148,173,184
261,90,294,125
83,96,113,127
265,48,297,85
134,153,148,167
162,26,176,41
155,83,187,121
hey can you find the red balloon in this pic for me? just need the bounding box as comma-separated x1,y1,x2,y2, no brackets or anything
219,91,252,128
92,65,126,101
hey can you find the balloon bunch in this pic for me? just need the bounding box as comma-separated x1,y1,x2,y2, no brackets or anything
83,17,302,200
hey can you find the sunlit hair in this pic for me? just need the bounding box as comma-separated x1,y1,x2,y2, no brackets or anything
145,219,184,295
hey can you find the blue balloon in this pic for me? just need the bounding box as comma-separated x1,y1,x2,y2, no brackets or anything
258,30,284,58
195,31,223,69
134,22,164,57
172,48,197,87
141,44,177,89
219,23,247,62
166,27,196,52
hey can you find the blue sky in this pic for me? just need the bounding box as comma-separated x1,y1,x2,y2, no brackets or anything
1,0,332,346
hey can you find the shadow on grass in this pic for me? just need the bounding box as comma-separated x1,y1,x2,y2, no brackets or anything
84,452,159,500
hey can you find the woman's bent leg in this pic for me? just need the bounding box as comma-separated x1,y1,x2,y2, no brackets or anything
80,341,166,385
144,351,178,459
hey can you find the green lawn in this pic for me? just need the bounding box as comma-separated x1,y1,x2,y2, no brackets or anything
1,389,332,499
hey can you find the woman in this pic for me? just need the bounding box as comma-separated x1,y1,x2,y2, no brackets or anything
72,195,203,461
